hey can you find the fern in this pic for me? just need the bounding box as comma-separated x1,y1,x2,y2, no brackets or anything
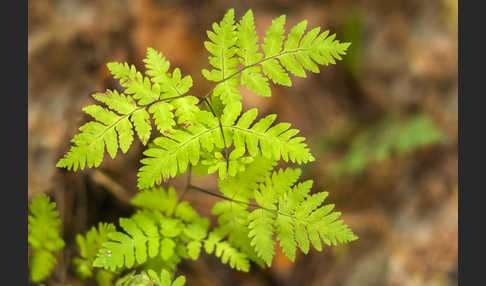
114,269,185,286
28,194,65,283
207,165,356,268
73,222,117,281
54,8,358,284
56,90,142,171
93,187,209,272
204,9,350,106
249,169,358,265
137,107,313,189
202,8,241,119
57,48,199,171
204,230,251,272
322,113,446,177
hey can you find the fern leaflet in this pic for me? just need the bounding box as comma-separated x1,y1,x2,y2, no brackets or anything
73,222,116,279
137,107,313,189
28,194,65,283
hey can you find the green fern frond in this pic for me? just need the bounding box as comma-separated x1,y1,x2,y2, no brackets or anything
29,249,58,284
218,155,277,199
204,230,250,272
115,269,185,286
107,62,160,106
56,8,357,283
248,209,276,267
94,201,209,272
202,9,350,103
259,14,350,85
131,187,179,216
202,9,240,102
130,186,200,228
56,90,140,171
93,212,164,271
57,47,199,172
237,10,270,98
147,269,186,286
237,10,263,67
231,108,314,164
137,117,225,189
144,48,199,126
73,222,116,279
93,212,186,271
261,15,292,86
138,107,313,189
250,170,358,264
210,200,264,266
324,113,446,177
28,194,65,283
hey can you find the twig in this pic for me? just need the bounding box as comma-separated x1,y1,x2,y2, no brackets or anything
90,170,132,203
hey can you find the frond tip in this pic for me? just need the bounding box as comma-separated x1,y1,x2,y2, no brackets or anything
203,9,351,102
73,222,116,279
249,169,358,265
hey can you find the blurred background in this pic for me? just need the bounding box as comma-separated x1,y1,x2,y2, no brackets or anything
28,0,458,285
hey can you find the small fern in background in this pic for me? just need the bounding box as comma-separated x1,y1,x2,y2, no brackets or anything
319,114,446,177
73,222,118,285
43,8,359,284
28,194,65,283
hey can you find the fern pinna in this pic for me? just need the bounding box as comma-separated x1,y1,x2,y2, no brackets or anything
28,194,65,283
56,9,357,284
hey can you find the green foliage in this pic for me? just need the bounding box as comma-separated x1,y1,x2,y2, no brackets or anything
57,48,199,171
137,107,314,189
321,114,446,177
204,230,251,272
28,194,65,283
73,222,117,282
212,167,357,266
114,269,185,286
202,9,350,120
54,8,357,285
93,187,209,273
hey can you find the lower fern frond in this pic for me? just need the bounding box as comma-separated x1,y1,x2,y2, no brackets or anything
28,194,65,283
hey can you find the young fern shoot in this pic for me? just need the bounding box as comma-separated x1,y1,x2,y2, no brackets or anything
55,8,358,285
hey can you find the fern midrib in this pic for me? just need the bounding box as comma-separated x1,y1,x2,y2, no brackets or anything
86,95,190,148
160,123,304,160
199,47,311,104
221,48,311,84
189,184,297,220
167,126,219,156
227,125,308,154
90,106,143,145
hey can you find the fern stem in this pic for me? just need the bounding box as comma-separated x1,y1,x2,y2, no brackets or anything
203,97,230,179
187,185,296,219
221,48,310,84
179,165,192,202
